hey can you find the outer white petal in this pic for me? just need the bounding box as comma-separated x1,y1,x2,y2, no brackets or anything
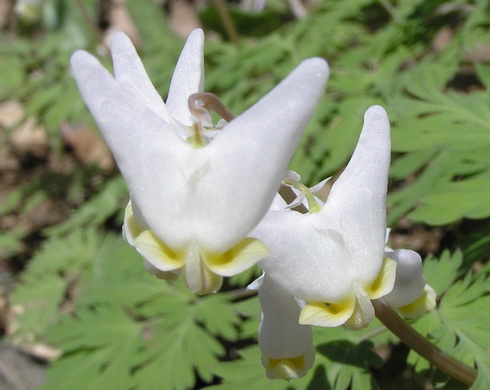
383,249,427,308
258,275,315,379
254,210,353,303
70,50,194,249
196,58,330,252
110,32,171,123
321,105,391,285
166,29,205,126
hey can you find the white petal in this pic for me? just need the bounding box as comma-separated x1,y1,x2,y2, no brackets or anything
254,210,353,303
110,31,171,123
166,29,205,126
196,58,330,252
258,275,314,379
321,105,391,285
70,50,194,249
247,274,264,291
383,249,427,308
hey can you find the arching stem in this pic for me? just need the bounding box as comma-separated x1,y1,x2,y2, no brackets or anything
372,299,477,386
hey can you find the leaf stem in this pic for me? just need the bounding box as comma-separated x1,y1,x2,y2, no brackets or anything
372,299,477,386
73,0,104,43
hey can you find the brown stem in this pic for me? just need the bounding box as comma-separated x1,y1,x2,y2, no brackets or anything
212,0,242,49
278,185,309,214
372,299,477,386
73,0,104,44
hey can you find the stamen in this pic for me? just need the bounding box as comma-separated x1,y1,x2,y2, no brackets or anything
190,122,205,148
188,92,235,123
283,178,322,213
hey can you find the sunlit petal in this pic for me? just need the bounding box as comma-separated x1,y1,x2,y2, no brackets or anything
321,105,391,285
166,29,205,126
111,31,171,123
258,275,314,379
197,58,330,252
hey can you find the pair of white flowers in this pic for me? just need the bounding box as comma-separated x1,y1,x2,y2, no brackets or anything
71,29,435,380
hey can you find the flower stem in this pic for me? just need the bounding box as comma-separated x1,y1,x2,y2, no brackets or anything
372,299,477,386
73,0,104,44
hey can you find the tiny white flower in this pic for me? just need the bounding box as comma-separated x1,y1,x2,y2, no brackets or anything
70,29,329,294
253,106,396,329
15,0,44,22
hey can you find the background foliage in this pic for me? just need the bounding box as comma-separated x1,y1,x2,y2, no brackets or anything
1,0,490,389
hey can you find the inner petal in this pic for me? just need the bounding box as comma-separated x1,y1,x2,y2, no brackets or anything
344,287,375,330
182,242,223,295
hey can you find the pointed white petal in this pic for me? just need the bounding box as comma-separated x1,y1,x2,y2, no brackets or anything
166,29,205,126
321,105,391,285
253,210,353,303
196,58,330,252
258,275,314,379
110,31,171,123
71,50,194,249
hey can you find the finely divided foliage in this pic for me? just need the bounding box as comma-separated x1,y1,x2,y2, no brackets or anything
5,0,490,389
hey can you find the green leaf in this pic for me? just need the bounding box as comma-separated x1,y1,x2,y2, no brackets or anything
130,299,226,390
40,306,143,390
408,254,490,387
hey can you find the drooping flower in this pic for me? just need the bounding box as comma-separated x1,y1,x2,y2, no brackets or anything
383,248,436,317
250,274,315,380
253,106,397,329
70,29,329,294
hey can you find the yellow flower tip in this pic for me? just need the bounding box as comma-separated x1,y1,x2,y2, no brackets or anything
134,230,185,271
366,257,397,300
399,284,437,318
203,237,269,277
264,355,309,380
123,202,143,246
299,299,355,327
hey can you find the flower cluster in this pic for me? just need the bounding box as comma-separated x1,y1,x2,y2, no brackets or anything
71,29,435,380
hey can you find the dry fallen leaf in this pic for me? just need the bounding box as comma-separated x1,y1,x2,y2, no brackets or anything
61,122,115,172
103,0,141,49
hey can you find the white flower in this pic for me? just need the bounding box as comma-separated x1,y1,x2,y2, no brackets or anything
251,274,315,380
70,29,329,294
383,249,436,317
252,106,396,329
15,0,44,22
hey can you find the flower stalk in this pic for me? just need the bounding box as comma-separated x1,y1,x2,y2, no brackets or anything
372,299,477,386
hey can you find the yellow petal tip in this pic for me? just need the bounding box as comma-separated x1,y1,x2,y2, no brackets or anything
264,355,309,380
299,300,354,327
399,284,437,318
